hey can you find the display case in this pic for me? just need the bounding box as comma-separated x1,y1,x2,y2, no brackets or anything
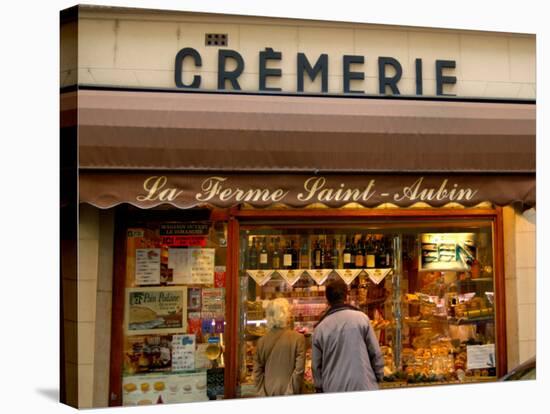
235,219,499,396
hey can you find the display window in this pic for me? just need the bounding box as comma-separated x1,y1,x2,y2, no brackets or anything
236,218,499,396
116,215,228,406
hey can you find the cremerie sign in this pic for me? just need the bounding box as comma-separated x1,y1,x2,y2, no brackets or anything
174,47,457,96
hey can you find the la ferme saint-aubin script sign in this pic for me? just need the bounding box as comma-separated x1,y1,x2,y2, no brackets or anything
174,47,457,96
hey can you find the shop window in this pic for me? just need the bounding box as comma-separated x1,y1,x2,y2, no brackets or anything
237,219,497,396
120,219,227,405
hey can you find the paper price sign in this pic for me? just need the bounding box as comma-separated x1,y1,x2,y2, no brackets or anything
308,269,332,285
247,270,274,285
336,269,362,285
366,268,392,285
278,269,302,286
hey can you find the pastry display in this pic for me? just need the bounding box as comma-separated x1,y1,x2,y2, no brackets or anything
154,381,165,391
453,296,493,320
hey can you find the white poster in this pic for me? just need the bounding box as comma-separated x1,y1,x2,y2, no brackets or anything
167,248,216,284
168,248,191,284
171,334,196,371
189,248,215,284
466,344,496,369
135,248,161,285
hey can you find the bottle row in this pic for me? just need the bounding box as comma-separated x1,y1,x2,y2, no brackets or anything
245,234,394,270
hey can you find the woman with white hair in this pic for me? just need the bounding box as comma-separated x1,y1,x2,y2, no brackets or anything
253,297,306,396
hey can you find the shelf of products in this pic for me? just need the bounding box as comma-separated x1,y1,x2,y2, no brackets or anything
245,233,394,271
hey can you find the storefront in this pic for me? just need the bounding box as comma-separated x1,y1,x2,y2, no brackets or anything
60,5,536,408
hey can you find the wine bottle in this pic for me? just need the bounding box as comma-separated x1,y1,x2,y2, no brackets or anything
366,235,376,268
283,240,294,269
313,239,322,269
248,237,258,269
259,237,270,269
331,238,339,269
343,236,353,269
300,237,310,269
337,236,344,269
320,237,327,269
272,237,282,269
376,235,386,268
350,235,357,269
355,235,365,268
323,237,332,269
291,239,299,269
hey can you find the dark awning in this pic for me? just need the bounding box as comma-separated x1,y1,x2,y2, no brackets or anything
64,89,535,174
79,172,535,209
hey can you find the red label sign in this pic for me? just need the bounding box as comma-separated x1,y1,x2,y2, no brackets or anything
161,236,207,247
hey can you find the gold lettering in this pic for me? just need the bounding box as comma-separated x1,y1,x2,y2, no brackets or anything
394,177,477,203
271,189,287,202
451,186,477,201
196,177,227,201
297,177,326,201
136,176,183,202
393,177,424,202
359,180,376,201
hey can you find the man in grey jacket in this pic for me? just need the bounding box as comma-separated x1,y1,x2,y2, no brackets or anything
312,279,384,393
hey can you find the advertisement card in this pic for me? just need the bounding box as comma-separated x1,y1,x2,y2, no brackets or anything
187,288,202,311
125,286,188,335
171,334,196,371
167,248,191,285
167,248,216,284
135,248,161,285
195,344,212,370
123,335,173,375
466,344,496,369
189,248,215,284
201,288,225,318
214,266,226,287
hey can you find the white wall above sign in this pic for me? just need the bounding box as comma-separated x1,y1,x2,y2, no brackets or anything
63,8,536,99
